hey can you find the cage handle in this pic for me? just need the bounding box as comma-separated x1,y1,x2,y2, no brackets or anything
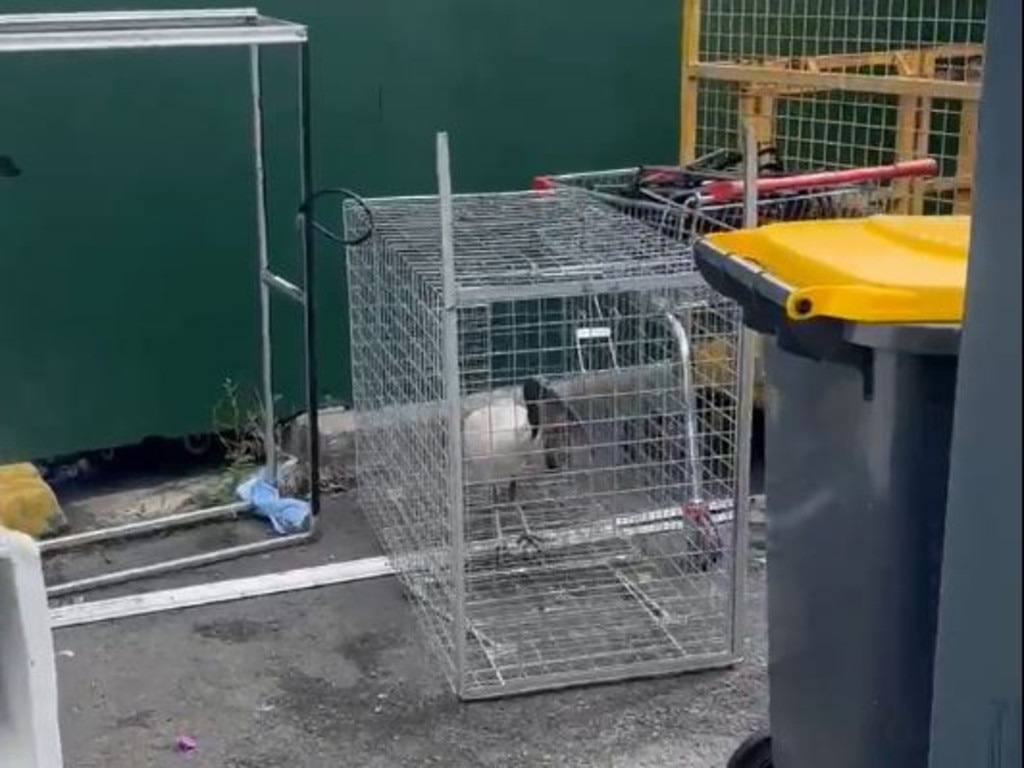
698,158,939,204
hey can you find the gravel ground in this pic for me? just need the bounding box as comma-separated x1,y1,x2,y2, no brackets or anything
54,493,768,768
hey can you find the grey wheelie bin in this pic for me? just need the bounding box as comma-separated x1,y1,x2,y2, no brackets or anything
693,214,971,768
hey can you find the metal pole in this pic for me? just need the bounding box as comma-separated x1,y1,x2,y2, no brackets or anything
39,501,250,553
46,532,311,598
727,123,758,659
436,131,468,695
929,0,1022,764
297,40,322,517
250,43,277,480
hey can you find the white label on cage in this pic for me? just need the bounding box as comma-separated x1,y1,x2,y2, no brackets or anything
614,506,736,532
614,507,681,527
575,327,613,341
622,521,691,536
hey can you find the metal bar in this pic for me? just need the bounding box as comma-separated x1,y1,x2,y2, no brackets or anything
261,270,305,303
297,40,322,518
49,555,394,629
0,25,307,53
693,62,982,101
727,124,759,659
459,653,739,701
457,272,708,304
39,502,251,553
612,570,688,656
663,311,704,503
0,8,261,27
251,44,278,483
392,498,740,566
436,130,468,696
741,126,760,230
46,528,316,598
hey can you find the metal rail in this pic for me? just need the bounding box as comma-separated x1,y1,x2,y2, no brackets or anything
0,8,306,52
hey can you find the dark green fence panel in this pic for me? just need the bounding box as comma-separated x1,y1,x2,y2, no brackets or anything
0,0,680,461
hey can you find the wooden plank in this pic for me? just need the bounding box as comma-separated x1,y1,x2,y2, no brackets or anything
679,0,701,162
695,62,982,101
761,43,984,74
49,555,395,629
894,51,924,214
925,176,974,193
955,102,978,214
914,50,937,214
894,96,919,213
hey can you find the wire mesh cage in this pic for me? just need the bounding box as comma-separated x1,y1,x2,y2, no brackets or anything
536,156,939,414
346,188,748,698
681,0,986,215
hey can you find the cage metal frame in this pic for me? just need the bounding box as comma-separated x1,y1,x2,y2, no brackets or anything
0,8,324,597
347,132,752,699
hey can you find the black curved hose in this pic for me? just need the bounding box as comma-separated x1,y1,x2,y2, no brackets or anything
297,186,374,246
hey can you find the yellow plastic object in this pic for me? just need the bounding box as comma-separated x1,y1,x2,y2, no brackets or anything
706,214,970,323
0,463,67,539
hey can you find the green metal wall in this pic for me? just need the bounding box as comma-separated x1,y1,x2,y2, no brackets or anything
0,0,680,462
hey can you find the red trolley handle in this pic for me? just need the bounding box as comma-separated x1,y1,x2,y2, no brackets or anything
697,157,939,204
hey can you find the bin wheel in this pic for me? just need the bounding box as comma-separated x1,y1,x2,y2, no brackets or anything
726,731,772,768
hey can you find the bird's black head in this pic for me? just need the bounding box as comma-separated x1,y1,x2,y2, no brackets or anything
523,376,588,470
522,377,544,438
523,377,582,439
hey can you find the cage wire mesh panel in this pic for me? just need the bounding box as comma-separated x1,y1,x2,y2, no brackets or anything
543,157,927,416
346,190,745,698
683,0,986,214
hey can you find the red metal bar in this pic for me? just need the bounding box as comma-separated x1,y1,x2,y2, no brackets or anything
698,158,939,204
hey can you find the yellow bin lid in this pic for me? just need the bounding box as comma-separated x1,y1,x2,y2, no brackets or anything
705,214,971,323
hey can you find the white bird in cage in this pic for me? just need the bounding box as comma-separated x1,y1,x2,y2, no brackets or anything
462,377,585,550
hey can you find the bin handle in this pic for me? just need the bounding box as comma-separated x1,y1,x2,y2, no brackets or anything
786,285,937,323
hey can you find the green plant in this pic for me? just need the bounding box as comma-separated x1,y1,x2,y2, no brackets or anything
212,378,281,469
184,379,282,509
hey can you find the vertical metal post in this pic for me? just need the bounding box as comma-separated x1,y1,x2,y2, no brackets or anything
728,123,758,659
250,44,277,480
297,41,322,517
436,131,467,693
929,0,1022,763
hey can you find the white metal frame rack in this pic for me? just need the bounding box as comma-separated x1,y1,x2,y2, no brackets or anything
0,8,329,597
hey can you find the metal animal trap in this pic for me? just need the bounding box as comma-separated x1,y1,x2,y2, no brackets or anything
345,170,749,698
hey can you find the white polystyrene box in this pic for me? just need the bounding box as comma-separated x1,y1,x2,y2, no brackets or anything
0,527,63,767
